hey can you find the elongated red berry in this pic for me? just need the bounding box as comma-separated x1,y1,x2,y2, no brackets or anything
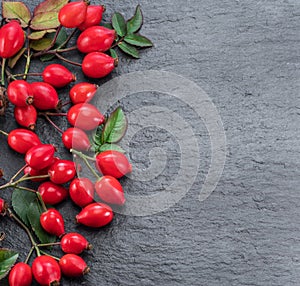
95,150,132,178
95,175,125,205
25,144,55,170
61,232,92,254
69,177,94,207
59,1,88,28
76,202,113,228
40,208,65,237
0,198,6,214
67,103,105,131
82,52,117,78
7,80,33,107
31,82,61,110
0,20,25,58
48,159,76,184
78,5,105,30
32,255,61,286
7,129,41,154
42,64,75,88
62,127,91,151
14,105,37,130
59,254,89,277
9,262,32,286
38,181,68,205
69,82,98,104
77,26,115,53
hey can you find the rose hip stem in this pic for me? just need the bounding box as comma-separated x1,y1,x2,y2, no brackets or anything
40,113,64,134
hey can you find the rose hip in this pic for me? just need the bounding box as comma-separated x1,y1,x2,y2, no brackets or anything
40,208,65,237
7,80,33,107
67,103,105,131
60,232,92,254
76,202,113,228
48,159,76,184
14,105,37,130
62,127,91,151
59,254,90,277
58,1,88,28
38,181,68,205
32,255,61,286
7,129,41,154
42,64,76,88
31,82,61,110
78,5,105,31
69,82,98,104
9,262,32,286
25,144,55,170
82,52,117,78
77,26,116,53
69,177,95,207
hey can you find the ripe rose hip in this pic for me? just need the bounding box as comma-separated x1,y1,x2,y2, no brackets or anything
69,177,95,207
58,1,88,28
38,181,68,205
9,262,32,286
82,52,117,78
7,129,41,154
7,80,33,107
32,255,61,286
61,232,92,254
59,254,89,277
62,127,91,151
69,82,98,104
25,144,55,170
95,150,132,179
77,26,116,53
67,103,105,131
0,198,6,214
40,208,65,237
48,159,76,184
31,82,61,110
42,64,75,88
78,5,105,30
95,175,125,206
0,20,25,58
14,105,37,130
76,202,113,228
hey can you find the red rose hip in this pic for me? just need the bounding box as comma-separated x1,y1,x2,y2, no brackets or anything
77,26,116,53
78,5,105,30
7,80,33,107
59,254,89,277
82,52,117,78
61,232,92,254
58,1,88,28
9,262,32,286
62,127,91,151
32,255,61,286
40,208,65,237
14,105,37,130
76,202,113,228
38,181,68,205
25,144,55,170
48,159,76,184
69,82,98,104
69,177,94,207
42,64,75,88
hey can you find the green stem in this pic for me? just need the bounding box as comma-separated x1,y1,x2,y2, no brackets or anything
24,246,34,264
36,192,47,212
40,250,60,261
71,149,101,180
1,58,6,86
9,164,27,183
38,242,61,248
0,129,8,136
23,50,32,80
14,185,36,193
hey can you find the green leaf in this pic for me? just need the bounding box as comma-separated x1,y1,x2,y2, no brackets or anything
101,107,128,143
34,0,69,15
8,47,26,69
30,37,53,51
118,42,139,58
112,12,127,37
30,11,60,30
126,5,143,34
28,29,56,40
40,53,55,62
124,34,153,47
110,49,118,59
12,189,36,227
27,201,56,244
98,143,125,153
0,249,18,280
102,22,113,29
2,1,31,28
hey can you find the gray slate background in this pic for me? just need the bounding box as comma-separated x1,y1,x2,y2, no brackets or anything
1,0,300,285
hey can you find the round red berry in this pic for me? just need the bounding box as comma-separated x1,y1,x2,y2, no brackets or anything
60,232,91,254
25,144,56,170
7,80,33,107
62,127,91,151
40,208,65,237
9,262,32,286
58,1,88,28
69,82,98,104
38,181,68,205
59,254,89,277
69,177,95,207
48,159,77,184
78,5,105,31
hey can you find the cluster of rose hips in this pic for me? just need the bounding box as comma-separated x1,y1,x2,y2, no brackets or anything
0,1,137,285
